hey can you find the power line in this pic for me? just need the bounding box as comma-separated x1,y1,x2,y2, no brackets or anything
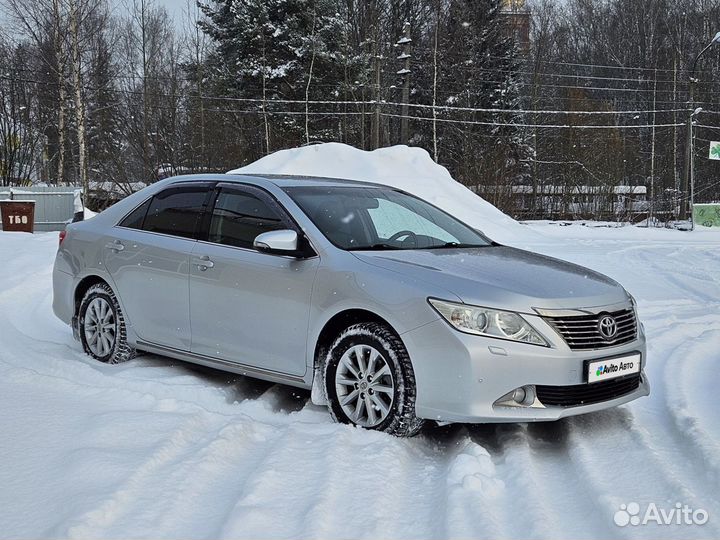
379,112,684,130
428,61,717,86
0,73,699,118
508,55,719,76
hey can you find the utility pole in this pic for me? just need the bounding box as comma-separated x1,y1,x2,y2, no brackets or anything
689,110,696,230
431,3,439,161
681,83,695,223
672,54,678,196
396,21,411,144
649,69,657,226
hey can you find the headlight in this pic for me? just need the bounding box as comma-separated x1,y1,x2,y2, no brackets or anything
428,298,548,346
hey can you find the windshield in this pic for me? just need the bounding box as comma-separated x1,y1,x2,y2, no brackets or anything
284,185,492,250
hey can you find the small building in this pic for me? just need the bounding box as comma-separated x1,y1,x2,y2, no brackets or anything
474,184,649,221
87,181,147,210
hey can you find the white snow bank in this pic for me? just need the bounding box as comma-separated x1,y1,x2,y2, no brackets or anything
228,143,537,244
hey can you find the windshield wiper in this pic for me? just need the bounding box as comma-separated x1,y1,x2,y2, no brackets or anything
427,242,492,249
348,243,404,251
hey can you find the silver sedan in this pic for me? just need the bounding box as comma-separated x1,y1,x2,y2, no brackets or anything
53,174,649,436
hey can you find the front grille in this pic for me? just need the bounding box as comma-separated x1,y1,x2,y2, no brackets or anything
536,374,641,406
545,308,637,350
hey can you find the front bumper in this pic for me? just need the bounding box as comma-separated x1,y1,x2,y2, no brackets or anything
401,315,649,424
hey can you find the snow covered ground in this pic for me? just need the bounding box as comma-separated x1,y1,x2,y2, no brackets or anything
1,221,719,539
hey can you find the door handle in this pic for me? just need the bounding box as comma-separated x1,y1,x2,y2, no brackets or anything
105,241,125,252
193,255,214,271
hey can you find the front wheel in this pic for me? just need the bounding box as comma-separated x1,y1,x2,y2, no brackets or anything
325,322,425,437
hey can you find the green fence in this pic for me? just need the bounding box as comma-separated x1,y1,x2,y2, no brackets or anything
693,203,720,228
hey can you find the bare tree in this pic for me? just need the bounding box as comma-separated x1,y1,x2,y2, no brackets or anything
68,0,91,196
181,0,209,170
0,39,45,185
2,0,70,184
305,8,318,145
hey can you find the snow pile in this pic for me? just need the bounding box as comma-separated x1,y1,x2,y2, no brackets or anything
228,143,536,244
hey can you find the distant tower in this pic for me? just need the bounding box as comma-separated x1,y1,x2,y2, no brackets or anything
500,0,530,52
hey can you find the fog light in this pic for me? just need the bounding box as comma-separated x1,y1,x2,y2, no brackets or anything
496,385,537,407
511,387,526,404
518,385,536,405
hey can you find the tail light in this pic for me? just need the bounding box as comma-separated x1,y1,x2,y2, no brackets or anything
59,230,67,246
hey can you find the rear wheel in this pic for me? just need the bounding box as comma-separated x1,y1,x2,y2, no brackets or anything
78,282,135,364
325,322,425,437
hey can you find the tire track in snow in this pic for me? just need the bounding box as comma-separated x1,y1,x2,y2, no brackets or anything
301,426,466,540
63,411,227,538
471,422,617,539
437,428,507,539
135,419,286,538
216,418,352,539
561,408,719,539
660,329,720,488
633,308,720,506
214,413,447,539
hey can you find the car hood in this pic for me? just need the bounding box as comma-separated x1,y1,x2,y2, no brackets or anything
352,246,629,313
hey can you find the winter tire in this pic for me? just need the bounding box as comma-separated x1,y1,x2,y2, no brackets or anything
325,322,425,437
78,282,135,364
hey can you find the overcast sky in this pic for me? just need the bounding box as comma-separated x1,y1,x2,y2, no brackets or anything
111,0,188,25
1,0,190,37
150,0,186,24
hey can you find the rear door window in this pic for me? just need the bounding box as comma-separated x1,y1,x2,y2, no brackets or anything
142,186,209,239
208,189,286,249
119,198,151,230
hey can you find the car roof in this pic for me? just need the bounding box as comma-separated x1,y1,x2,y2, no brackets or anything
167,173,384,189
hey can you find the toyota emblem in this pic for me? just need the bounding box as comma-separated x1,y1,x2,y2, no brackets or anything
598,314,618,340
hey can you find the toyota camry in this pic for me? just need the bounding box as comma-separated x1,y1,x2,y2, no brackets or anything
53,174,649,436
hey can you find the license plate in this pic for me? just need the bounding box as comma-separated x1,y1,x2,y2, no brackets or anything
587,353,641,383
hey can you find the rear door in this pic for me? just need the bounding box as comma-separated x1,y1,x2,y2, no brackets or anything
189,184,319,376
104,183,213,351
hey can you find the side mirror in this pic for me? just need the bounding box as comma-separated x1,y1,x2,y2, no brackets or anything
253,229,299,254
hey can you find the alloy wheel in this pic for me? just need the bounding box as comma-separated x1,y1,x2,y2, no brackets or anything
334,344,395,427
83,297,116,357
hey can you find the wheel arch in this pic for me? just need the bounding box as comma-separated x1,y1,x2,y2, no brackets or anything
74,275,110,317
312,309,401,370
310,308,407,406
313,310,425,436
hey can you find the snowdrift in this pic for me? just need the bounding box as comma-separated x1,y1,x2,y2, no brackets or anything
228,143,535,244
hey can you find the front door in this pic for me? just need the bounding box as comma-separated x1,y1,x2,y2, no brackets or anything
189,185,319,376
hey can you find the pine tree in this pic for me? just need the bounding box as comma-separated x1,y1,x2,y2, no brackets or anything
436,0,531,197
199,0,346,155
